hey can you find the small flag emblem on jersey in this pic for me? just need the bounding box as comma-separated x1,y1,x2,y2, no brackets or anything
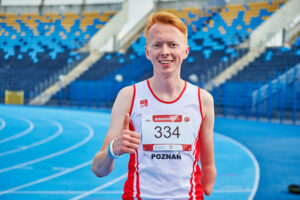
184,117,190,122
140,99,148,107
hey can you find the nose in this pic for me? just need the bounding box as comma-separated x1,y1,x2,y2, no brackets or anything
160,44,170,57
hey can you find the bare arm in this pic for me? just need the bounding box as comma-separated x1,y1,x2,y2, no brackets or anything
91,86,140,177
199,89,217,196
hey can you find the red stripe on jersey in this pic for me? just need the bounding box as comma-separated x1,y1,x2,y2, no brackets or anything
122,119,136,199
122,150,141,200
198,87,204,120
188,135,199,199
122,87,141,199
135,149,141,200
188,134,203,199
194,130,203,199
129,85,136,115
122,153,137,199
122,152,140,199
196,89,205,199
194,165,203,199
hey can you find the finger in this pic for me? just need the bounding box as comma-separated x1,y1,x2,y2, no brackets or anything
127,143,140,150
120,132,140,144
128,137,141,145
123,141,139,150
122,130,141,139
130,131,141,139
122,113,130,130
121,146,137,154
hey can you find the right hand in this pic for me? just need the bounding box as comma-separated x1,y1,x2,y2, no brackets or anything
112,113,141,156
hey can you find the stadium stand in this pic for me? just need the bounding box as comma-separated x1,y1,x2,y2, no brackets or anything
212,39,300,119
1,0,299,122
0,11,115,102
52,0,287,108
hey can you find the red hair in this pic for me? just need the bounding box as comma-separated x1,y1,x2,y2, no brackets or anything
144,11,188,45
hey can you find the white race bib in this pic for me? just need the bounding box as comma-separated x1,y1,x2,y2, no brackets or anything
142,114,193,151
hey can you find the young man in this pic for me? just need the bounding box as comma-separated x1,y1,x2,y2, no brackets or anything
92,11,216,199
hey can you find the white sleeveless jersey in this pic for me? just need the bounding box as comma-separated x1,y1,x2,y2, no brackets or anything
122,80,204,200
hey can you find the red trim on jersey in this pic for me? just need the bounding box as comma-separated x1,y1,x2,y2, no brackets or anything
196,87,204,199
194,130,203,199
198,87,204,120
147,79,187,104
188,136,199,199
135,149,141,199
122,153,136,199
188,132,203,199
122,150,141,200
189,89,205,199
122,88,141,200
129,85,136,115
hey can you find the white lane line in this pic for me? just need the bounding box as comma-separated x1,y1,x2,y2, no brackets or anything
0,117,34,144
8,188,253,195
215,132,260,200
7,190,124,194
70,173,128,200
213,188,253,193
0,119,63,157
0,118,6,131
0,121,94,174
0,160,92,196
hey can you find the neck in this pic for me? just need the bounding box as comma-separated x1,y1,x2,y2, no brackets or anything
148,76,185,102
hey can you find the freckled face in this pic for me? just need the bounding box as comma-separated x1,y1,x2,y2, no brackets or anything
145,23,189,77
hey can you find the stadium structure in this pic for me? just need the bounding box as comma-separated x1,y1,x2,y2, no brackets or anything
1,0,299,123
0,1,300,200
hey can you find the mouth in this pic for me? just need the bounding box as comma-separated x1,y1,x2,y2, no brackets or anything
159,60,173,64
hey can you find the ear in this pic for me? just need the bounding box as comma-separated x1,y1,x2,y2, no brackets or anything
183,45,190,59
145,45,151,60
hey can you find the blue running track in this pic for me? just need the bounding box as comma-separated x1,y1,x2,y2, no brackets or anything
0,105,274,200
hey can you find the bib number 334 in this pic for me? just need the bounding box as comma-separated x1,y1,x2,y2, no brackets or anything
142,115,193,151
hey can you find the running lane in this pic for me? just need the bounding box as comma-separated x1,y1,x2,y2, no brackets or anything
0,105,258,200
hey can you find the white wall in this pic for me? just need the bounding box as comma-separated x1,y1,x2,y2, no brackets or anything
1,0,124,6
117,0,154,40
250,0,300,49
44,0,83,5
2,0,41,6
86,0,123,4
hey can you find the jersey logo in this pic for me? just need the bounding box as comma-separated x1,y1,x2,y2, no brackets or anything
152,115,182,122
184,116,190,122
140,99,148,107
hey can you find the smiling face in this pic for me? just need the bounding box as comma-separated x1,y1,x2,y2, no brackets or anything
145,23,189,78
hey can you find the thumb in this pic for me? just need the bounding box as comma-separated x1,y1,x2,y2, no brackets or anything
122,113,130,130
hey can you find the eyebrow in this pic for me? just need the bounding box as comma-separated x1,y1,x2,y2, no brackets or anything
152,40,178,44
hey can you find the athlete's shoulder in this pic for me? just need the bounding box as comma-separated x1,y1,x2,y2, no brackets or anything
199,88,214,105
199,88,214,119
117,85,135,100
117,80,147,99
112,85,135,115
